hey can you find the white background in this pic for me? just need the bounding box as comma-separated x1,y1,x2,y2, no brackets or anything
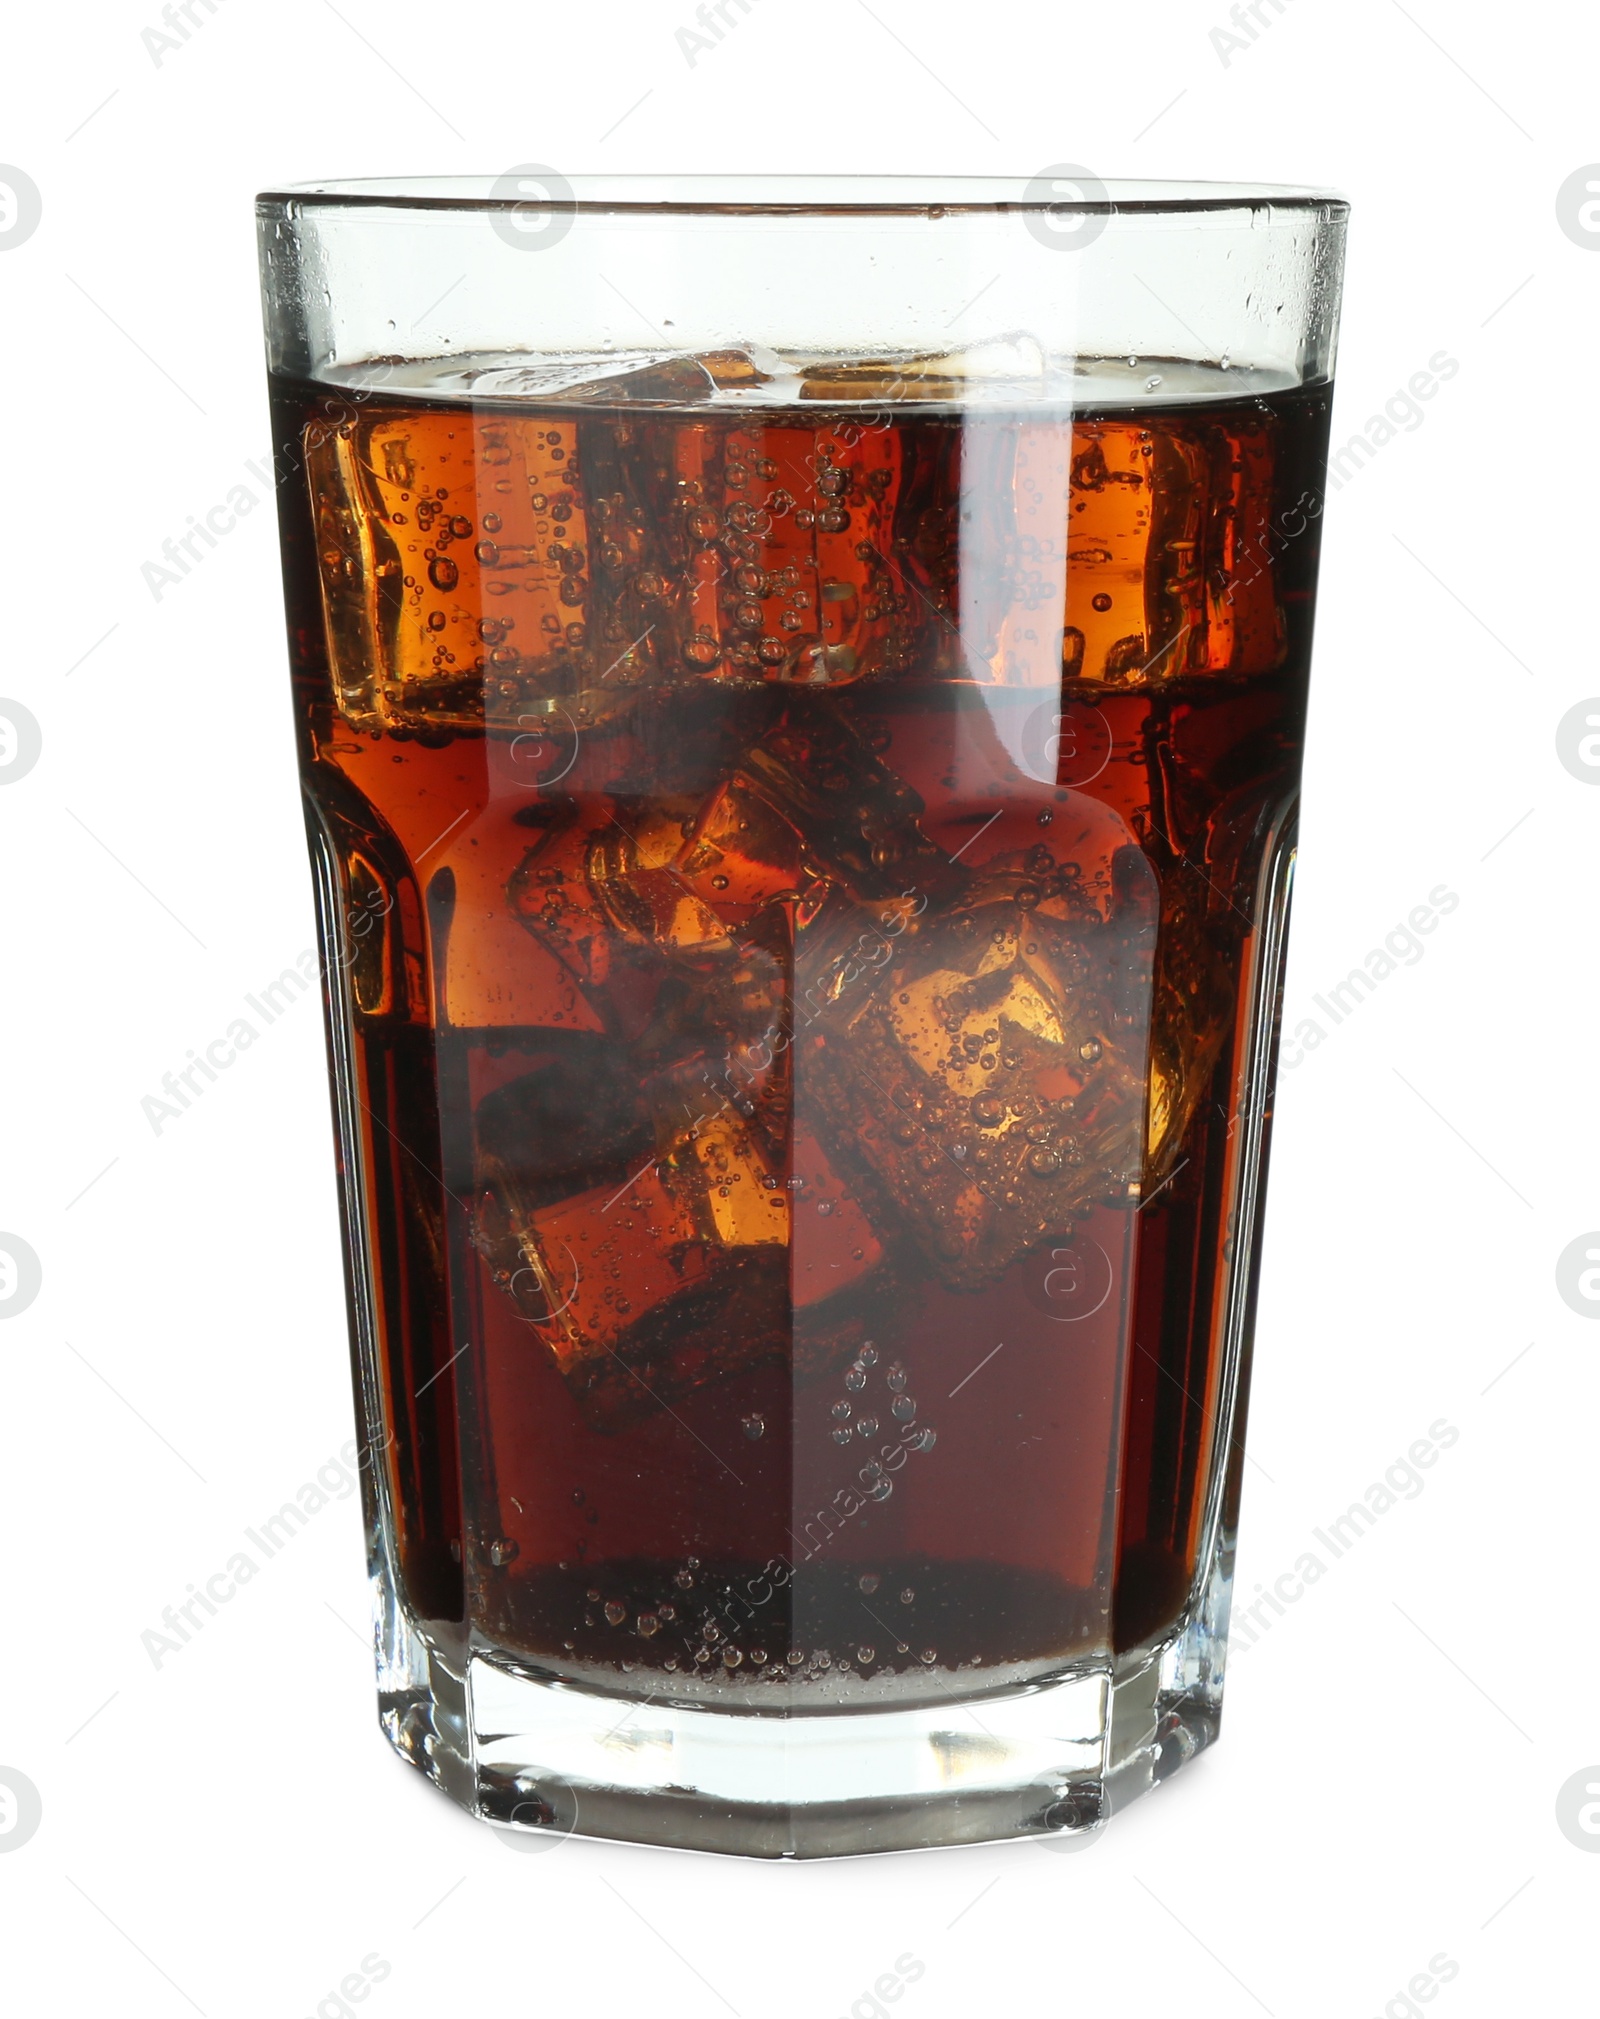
1,1,1595,2012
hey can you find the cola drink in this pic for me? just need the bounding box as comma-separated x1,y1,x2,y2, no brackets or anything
268,347,1329,1702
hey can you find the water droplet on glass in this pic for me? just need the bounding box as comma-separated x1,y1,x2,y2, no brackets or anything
858,1572,880,1593
604,1600,626,1625
891,1395,917,1422
741,1413,765,1441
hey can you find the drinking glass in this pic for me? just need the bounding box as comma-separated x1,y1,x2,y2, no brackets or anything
256,174,1346,1856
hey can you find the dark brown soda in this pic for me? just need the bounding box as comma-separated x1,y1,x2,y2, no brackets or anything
268,364,1329,1699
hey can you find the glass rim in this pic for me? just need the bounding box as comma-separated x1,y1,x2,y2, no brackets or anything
255,173,1348,218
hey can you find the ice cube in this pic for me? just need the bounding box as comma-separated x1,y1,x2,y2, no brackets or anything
673,773,809,913
480,1156,738,1425
799,841,1156,1289
589,803,734,958
798,333,1048,404
507,798,740,1021
643,1059,788,1250
475,1054,890,1427
736,710,962,908
450,352,719,405
455,346,797,405
471,1044,783,1420
505,804,627,1002
469,982,899,1423
303,401,624,735
697,342,791,391
575,407,915,689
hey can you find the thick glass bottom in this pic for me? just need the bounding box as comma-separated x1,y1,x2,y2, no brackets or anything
372,1543,1232,1858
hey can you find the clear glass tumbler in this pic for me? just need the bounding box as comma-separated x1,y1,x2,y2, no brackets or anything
256,174,1346,1857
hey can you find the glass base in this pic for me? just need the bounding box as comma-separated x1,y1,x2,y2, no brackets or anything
373,1546,1232,1857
